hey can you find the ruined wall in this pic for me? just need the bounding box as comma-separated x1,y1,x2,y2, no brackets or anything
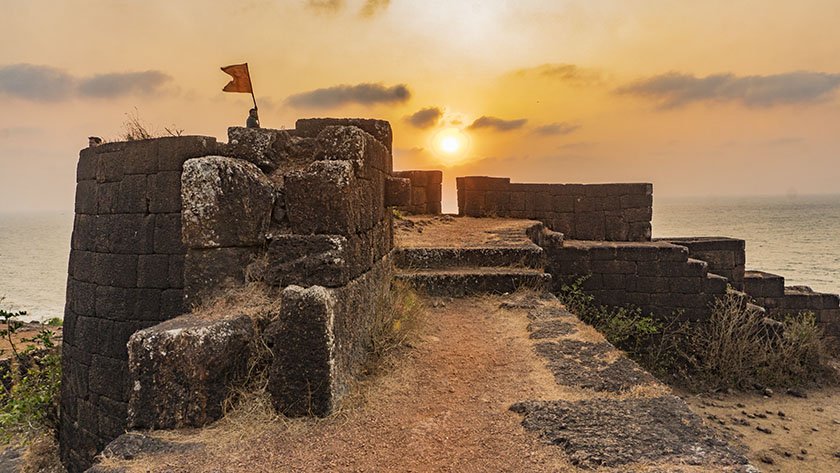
545,240,728,321
744,271,840,337
393,170,443,215
61,136,217,472
457,176,652,241
124,119,409,434
658,237,746,290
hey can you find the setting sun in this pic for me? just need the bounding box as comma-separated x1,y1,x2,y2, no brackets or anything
441,136,460,153
431,128,470,165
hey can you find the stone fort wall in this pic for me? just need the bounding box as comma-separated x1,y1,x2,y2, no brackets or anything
60,136,217,470
61,120,410,472
657,237,746,291
457,176,652,241
393,170,442,215
545,240,729,321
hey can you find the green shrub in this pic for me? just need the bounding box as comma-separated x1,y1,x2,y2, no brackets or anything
557,276,835,391
558,277,663,360
0,304,62,445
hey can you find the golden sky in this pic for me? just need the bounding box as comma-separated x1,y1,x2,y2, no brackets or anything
2,0,839,212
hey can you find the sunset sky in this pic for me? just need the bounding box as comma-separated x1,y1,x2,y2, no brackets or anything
2,0,839,213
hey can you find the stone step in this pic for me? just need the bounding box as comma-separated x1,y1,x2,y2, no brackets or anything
395,267,551,297
393,246,545,270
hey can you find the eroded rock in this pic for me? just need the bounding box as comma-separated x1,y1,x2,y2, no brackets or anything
181,156,275,248
127,312,256,429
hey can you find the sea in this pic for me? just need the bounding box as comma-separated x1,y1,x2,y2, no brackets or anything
1,194,839,322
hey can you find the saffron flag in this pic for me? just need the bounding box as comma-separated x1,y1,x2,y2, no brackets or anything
221,63,253,93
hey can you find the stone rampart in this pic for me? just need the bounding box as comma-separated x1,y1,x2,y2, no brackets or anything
658,237,746,290
126,120,407,426
61,119,410,472
544,240,728,321
60,136,217,471
744,271,840,337
456,176,652,241
393,170,443,215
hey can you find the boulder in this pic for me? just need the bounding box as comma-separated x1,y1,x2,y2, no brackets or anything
181,156,275,248
127,311,255,429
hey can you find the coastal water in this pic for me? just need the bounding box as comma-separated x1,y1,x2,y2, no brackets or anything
0,211,74,322
653,194,840,294
0,194,838,321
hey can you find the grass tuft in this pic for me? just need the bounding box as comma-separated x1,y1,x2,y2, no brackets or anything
557,276,836,392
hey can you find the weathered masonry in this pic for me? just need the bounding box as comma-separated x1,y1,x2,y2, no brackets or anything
60,119,410,472
393,170,443,215
453,175,840,332
61,136,216,471
457,176,652,241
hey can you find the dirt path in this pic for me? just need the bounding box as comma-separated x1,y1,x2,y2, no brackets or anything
95,292,754,473
98,296,576,472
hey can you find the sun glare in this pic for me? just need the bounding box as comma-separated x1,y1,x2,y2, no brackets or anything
431,128,470,165
441,136,460,153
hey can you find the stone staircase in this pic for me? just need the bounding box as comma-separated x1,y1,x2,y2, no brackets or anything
393,222,552,297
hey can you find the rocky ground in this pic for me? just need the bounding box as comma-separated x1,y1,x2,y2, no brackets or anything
683,387,840,472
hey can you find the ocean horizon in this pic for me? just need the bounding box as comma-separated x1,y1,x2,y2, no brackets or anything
1,193,838,321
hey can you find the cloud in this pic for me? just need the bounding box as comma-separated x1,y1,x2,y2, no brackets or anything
0,127,40,140
405,107,443,128
533,122,580,136
0,64,76,101
360,0,390,17
467,116,528,132
761,137,804,147
78,71,171,98
557,141,597,150
617,71,840,108
305,0,344,14
515,63,604,86
286,83,411,108
0,63,172,102
304,0,389,17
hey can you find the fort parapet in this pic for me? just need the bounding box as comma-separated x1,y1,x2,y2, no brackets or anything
60,119,410,472
61,136,216,469
393,170,442,215
457,176,652,241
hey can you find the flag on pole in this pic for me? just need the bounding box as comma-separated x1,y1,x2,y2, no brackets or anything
221,63,253,93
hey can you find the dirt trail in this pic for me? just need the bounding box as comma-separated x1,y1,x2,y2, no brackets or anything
96,293,755,473
98,296,576,472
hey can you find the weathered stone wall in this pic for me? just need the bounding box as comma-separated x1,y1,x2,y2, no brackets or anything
744,271,840,337
267,256,393,416
60,136,217,472
126,119,408,435
545,240,728,321
457,176,652,241
658,237,746,290
393,170,443,215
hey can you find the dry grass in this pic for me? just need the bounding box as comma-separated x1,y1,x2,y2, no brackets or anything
367,281,424,363
20,433,63,473
192,282,281,322
120,108,184,141
684,293,835,390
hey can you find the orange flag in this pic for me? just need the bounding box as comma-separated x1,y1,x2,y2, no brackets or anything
221,63,253,93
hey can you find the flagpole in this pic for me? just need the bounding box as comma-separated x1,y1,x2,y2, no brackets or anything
247,63,258,110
